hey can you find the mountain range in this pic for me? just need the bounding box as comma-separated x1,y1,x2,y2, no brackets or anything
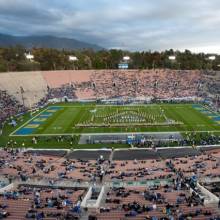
0,33,103,51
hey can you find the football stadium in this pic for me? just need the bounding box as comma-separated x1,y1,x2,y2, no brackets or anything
0,69,220,220
0,0,220,220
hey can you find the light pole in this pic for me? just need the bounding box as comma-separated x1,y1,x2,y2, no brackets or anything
208,55,216,70
69,56,78,70
168,55,176,61
123,56,130,69
123,56,130,62
168,55,176,69
25,53,34,61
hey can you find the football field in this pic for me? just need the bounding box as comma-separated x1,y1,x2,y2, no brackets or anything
10,103,220,136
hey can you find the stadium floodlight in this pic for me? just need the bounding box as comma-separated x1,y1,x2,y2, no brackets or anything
208,56,216,61
123,56,130,61
168,56,176,61
25,53,34,60
69,56,78,61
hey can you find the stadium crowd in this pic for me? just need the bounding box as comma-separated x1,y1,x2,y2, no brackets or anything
38,84,77,107
1,69,220,106
0,90,25,128
0,148,219,219
85,70,202,99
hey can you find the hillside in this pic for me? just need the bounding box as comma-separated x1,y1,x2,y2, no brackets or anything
0,33,103,51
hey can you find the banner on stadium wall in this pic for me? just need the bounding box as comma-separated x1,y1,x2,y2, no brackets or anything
48,98,97,103
47,96,203,104
159,96,199,101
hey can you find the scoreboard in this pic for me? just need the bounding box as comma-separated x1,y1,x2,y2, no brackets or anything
118,63,129,69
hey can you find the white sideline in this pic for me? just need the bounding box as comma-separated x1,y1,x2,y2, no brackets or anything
10,130,220,137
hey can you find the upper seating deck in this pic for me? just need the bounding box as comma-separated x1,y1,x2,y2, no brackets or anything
0,69,217,107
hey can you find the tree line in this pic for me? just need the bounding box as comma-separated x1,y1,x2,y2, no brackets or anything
0,46,219,72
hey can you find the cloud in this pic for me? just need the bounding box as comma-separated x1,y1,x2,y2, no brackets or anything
0,0,220,53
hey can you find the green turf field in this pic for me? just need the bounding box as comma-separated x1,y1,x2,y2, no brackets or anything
10,103,220,136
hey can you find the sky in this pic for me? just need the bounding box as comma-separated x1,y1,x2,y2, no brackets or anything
0,0,220,53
